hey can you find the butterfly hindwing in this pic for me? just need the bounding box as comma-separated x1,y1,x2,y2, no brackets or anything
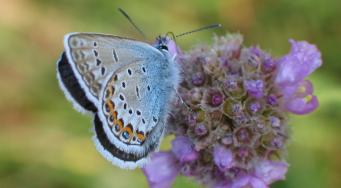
95,47,179,169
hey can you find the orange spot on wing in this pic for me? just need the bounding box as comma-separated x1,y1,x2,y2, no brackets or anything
117,118,124,128
122,124,133,141
114,118,123,133
136,131,146,143
107,100,115,111
112,111,118,124
137,134,145,141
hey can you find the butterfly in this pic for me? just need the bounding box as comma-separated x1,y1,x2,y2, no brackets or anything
57,32,181,169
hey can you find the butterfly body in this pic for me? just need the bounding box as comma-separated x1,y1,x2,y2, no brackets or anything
57,33,180,169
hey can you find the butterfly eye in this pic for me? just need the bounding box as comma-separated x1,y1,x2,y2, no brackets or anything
160,45,168,51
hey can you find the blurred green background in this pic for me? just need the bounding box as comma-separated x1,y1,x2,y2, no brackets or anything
0,0,340,187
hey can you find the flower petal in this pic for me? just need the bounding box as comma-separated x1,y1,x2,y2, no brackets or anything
171,136,198,162
213,145,233,172
285,94,319,115
281,80,314,99
143,152,180,188
214,180,231,188
244,80,264,99
255,160,288,184
231,175,268,188
294,80,314,97
275,39,322,86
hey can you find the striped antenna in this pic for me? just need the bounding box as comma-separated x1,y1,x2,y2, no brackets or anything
118,8,146,39
176,23,222,38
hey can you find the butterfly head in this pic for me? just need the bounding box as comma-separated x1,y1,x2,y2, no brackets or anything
154,34,180,58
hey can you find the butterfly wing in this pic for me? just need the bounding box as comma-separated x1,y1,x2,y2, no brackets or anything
58,33,179,169
95,44,177,169
57,51,97,113
57,33,160,113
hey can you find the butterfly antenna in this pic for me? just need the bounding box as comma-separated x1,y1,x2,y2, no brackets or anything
176,23,222,38
118,8,146,39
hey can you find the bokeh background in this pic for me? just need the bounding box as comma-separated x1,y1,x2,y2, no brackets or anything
0,0,340,187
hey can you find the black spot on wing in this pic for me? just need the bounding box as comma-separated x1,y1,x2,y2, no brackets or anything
136,86,140,98
112,49,119,62
127,69,132,75
57,52,97,112
96,59,101,65
119,94,124,101
94,50,98,57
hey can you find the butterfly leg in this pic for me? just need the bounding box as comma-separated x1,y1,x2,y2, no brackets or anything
173,87,192,112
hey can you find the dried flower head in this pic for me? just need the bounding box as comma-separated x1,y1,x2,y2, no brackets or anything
143,34,322,188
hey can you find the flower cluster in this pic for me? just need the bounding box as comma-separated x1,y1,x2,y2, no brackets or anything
143,34,322,188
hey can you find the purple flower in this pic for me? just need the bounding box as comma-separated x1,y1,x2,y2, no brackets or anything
275,39,322,86
186,113,197,127
192,72,205,86
214,180,231,188
171,136,198,162
143,34,321,188
143,152,180,188
213,145,233,172
221,135,234,146
269,116,281,128
204,89,224,107
231,175,268,188
233,126,256,146
212,93,224,107
255,160,288,184
180,164,194,176
275,39,322,114
249,101,262,113
195,123,208,136
224,78,238,91
262,57,277,73
266,95,278,106
283,80,319,114
244,80,264,99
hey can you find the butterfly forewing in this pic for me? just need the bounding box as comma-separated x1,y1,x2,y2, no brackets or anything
63,33,163,104
57,52,98,113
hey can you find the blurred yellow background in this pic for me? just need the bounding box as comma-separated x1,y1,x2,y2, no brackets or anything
0,0,340,187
